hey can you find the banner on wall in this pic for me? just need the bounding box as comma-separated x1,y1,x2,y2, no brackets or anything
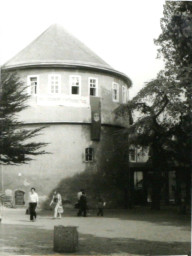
90,97,101,141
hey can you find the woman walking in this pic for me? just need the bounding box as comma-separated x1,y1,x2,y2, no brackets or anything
50,191,63,219
29,187,39,222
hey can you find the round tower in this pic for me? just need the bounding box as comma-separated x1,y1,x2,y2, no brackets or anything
2,24,131,205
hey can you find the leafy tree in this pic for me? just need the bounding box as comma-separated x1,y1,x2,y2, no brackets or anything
118,72,180,209
0,71,47,165
117,2,191,209
155,1,192,103
155,1,191,207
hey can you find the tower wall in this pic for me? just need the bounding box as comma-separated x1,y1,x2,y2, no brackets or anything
2,24,131,206
3,124,128,205
16,68,129,126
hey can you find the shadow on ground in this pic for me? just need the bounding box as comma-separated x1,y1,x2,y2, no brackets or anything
102,207,191,230
0,223,190,255
40,207,191,231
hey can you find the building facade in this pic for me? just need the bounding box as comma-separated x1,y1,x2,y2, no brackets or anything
129,146,178,205
2,24,131,206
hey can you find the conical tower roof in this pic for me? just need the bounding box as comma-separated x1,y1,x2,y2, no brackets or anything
3,24,131,85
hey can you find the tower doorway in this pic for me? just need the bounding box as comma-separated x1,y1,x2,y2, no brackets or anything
15,190,25,205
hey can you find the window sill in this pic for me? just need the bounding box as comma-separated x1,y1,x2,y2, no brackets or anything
83,160,94,163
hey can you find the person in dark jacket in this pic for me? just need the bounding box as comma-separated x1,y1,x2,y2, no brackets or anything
97,197,105,216
77,190,87,217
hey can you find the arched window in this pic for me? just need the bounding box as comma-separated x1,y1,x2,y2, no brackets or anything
15,190,25,205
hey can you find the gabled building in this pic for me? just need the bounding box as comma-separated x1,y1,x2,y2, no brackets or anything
2,24,131,206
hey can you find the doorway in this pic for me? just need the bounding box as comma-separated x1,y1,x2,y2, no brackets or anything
15,190,25,205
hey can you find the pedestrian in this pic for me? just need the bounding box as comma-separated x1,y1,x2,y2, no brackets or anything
77,190,87,217
29,187,39,222
75,189,83,210
97,196,105,216
77,189,83,201
50,191,63,219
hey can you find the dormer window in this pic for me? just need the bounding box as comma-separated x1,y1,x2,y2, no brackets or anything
89,78,98,96
27,75,39,95
49,74,61,94
70,76,81,95
112,82,119,102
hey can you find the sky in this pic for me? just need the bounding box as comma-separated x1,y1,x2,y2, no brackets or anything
0,0,165,98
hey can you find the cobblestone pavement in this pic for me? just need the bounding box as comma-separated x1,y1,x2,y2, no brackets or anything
0,207,190,255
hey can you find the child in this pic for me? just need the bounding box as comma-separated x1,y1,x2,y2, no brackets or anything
97,197,105,216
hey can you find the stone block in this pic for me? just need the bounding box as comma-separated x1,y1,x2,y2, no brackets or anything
53,225,78,253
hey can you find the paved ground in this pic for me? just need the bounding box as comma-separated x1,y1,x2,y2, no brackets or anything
0,206,191,255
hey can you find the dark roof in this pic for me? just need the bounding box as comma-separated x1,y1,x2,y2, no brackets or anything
2,24,131,86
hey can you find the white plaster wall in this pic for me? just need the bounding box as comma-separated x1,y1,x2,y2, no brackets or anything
16,68,129,125
2,124,93,197
2,67,130,205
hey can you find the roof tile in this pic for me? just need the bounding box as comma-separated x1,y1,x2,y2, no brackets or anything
3,24,112,70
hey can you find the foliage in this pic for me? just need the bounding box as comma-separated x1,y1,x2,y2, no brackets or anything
155,1,192,104
118,72,179,169
122,1,192,170
116,2,192,208
0,71,47,165
154,1,191,170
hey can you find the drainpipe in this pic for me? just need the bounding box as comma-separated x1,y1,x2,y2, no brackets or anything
127,135,133,208
0,66,3,222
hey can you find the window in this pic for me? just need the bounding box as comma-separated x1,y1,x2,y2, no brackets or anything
49,74,61,94
85,148,94,162
70,76,81,95
134,171,143,189
129,148,136,161
28,76,39,95
122,86,127,103
89,78,98,96
112,83,119,102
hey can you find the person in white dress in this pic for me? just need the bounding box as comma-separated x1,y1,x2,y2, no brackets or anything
50,191,63,219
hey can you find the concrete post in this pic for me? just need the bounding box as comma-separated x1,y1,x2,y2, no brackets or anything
53,225,78,253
